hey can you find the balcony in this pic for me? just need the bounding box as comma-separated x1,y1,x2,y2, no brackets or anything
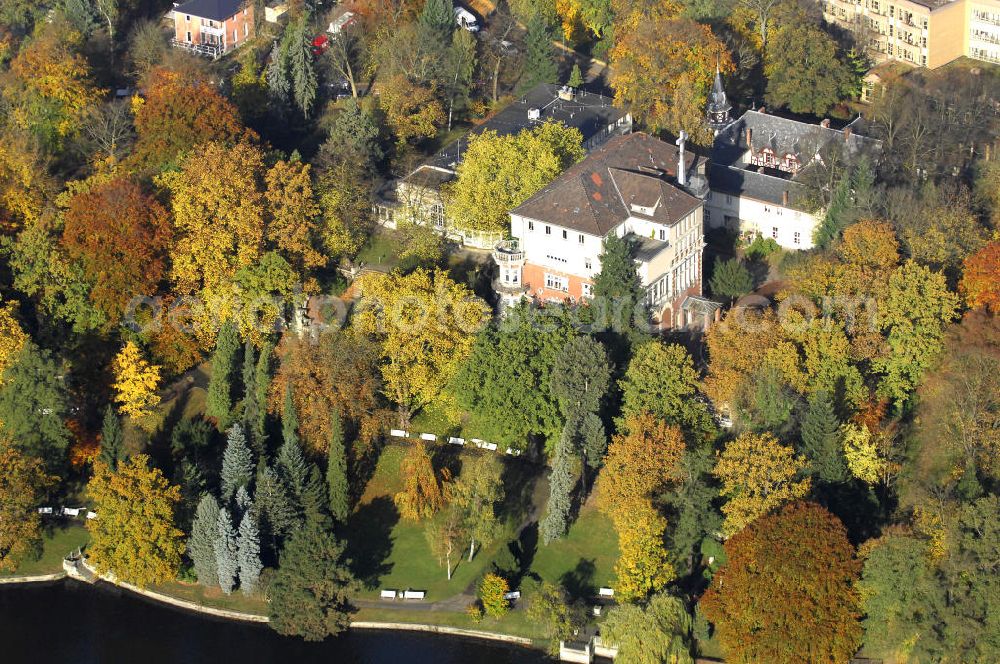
170,38,225,59
492,239,524,265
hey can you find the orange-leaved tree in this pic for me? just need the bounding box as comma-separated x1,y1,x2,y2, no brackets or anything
960,240,1000,313
701,502,862,663
394,444,449,521
0,441,56,572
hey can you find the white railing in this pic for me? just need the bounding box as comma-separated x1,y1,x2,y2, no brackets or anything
492,239,524,263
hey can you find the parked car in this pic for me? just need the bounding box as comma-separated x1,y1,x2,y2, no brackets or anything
312,34,330,56
454,6,479,33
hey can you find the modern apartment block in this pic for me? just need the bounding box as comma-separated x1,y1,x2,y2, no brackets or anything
822,0,1000,68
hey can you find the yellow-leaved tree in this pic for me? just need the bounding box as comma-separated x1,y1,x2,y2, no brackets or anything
86,456,184,587
0,441,56,572
393,444,449,521
0,301,28,384
714,431,811,536
112,341,161,427
353,269,489,425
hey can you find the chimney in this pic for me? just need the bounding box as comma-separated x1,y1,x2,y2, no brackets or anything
782,190,789,206
820,118,831,128
745,126,752,149
844,127,853,142
676,131,688,187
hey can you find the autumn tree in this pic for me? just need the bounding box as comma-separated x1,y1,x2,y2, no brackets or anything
959,241,1000,312
0,302,28,384
0,442,56,572
265,159,324,275
4,24,102,150
111,341,161,427
394,444,448,521
353,269,488,424
425,506,464,579
0,129,53,233
479,573,510,619
160,140,267,297
269,522,357,641
701,502,862,664
132,68,252,170
714,431,810,536
447,123,586,235
87,456,185,587
61,178,171,324
610,11,733,141
378,74,445,147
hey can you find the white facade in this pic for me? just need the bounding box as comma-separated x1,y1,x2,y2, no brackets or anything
510,213,604,283
704,190,818,250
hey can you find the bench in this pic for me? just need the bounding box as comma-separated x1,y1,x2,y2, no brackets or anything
390,429,409,438
484,443,498,451
598,587,615,598
503,591,521,600
380,589,397,600
505,448,521,456
470,438,486,448
403,590,426,600
419,433,437,442
37,507,54,515
86,511,97,520
448,437,465,446
62,507,82,517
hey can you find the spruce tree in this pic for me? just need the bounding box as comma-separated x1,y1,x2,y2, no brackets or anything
99,404,124,470
277,436,329,527
540,430,575,544
221,424,255,502
268,521,358,640
188,494,221,587
419,0,455,45
237,509,262,596
236,484,252,513
255,461,299,550
326,412,350,523
568,63,584,88
801,392,847,483
287,13,318,117
710,258,754,304
266,40,291,109
241,342,263,453
251,342,272,447
593,233,648,357
523,14,558,89
215,506,239,594
206,323,240,431
282,384,299,447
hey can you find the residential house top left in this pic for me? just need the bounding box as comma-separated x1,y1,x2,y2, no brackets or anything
169,0,255,59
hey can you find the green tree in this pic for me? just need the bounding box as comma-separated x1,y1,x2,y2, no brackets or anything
709,258,753,304
593,233,647,354
540,428,575,544
99,404,124,470
601,592,694,664
449,306,574,450
187,493,220,587
526,581,579,655
317,100,383,174
277,436,328,527
874,261,959,407
800,391,847,483
269,522,357,641
326,412,349,523
418,0,455,46
206,323,240,430
567,63,584,88
523,13,558,89
764,24,856,116
452,454,505,561
255,461,299,550
221,424,254,502
237,509,262,596
618,341,712,433
447,122,585,235
442,29,478,130
0,343,71,465
550,336,611,419
215,506,238,594
287,13,318,117
733,366,799,435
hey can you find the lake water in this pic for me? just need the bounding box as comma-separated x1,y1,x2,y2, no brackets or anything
0,580,550,664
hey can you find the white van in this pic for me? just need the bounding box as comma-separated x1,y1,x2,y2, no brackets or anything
454,6,479,33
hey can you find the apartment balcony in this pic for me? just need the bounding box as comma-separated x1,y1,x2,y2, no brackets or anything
201,25,225,37
170,38,225,59
492,239,525,265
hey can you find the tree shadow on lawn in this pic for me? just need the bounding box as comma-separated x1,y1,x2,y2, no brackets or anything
560,558,596,600
344,496,398,589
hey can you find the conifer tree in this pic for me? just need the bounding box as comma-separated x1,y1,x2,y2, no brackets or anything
221,424,255,502
215,506,239,594
266,40,291,109
540,429,575,544
593,233,648,357
282,384,299,447
255,461,299,551
236,484,252,513
250,342,272,446
801,392,847,483
568,63,584,88
326,411,350,523
287,13,318,117
523,14,558,89
419,0,455,45
99,404,124,470
241,342,263,451
206,323,239,430
278,436,329,527
237,509,262,596
188,493,220,587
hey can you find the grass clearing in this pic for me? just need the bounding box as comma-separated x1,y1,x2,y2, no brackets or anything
1,523,89,577
353,605,549,642
528,505,618,598
152,580,268,615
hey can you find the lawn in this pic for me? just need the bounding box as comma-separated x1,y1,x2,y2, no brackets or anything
353,605,550,643
356,231,406,271
152,579,268,615
528,505,618,598
1,523,89,577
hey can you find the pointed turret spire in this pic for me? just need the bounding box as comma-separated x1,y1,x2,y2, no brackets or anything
706,59,732,135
